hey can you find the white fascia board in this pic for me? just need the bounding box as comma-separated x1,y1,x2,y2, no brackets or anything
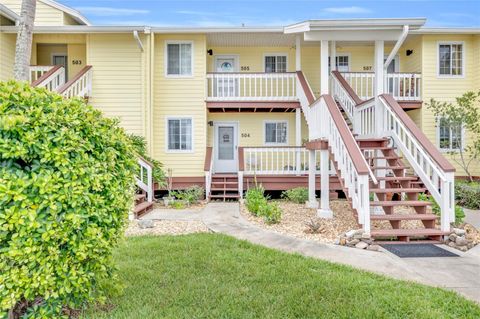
412,27,480,34
303,30,404,41
151,26,284,33
0,4,19,22
284,22,311,34
40,0,91,25
0,25,149,33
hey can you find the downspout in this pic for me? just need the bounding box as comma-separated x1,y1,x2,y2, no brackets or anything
384,25,409,70
133,30,144,52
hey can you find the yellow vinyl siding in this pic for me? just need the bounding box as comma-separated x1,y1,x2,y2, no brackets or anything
421,34,479,176
1,0,64,26
206,113,308,147
87,33,145,136
153,34,207,177
301,46,320,98
63,13,81,25
400,37,423,73
0,33,15,81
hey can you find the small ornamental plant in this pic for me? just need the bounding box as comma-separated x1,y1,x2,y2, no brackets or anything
0,81,137,317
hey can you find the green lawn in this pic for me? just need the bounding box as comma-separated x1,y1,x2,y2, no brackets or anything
82,233,480,319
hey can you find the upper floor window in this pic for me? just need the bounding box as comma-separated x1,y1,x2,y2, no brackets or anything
166,42,193,76
438,43,463,77
265,54,287,73
438,117,463,151
265,121,288,145
167,117,193,151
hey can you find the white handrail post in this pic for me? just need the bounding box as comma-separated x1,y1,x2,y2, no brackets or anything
205,171,211,200
318,148,333,218
440,172,454,232
307,149,318,208
374,40,385,137
146,164,153,202
295,108,302,175
358,174,371,234
238,171,244,199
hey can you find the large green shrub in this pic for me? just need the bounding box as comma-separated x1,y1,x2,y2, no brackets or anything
455,181,480,209
259,202,282,224
281,187,308,204
245,187,267,216
0,82,137,317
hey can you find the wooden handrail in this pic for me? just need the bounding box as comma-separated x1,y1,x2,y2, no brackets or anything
238,147,245,171
31,65,62,87
331,71,363,105
137,155,154,168
57,65,93,94
322,94,370,175
296,71,315,105
204,147,213,171
380,94,455,172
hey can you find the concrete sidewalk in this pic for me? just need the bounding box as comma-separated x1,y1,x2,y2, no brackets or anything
201,202,480,303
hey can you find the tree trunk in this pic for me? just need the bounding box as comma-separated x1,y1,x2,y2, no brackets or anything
13,0,36,81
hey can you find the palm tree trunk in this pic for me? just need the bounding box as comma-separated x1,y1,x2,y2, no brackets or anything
13,0,36,81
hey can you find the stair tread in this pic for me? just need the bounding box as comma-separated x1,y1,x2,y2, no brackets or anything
370,201,430,206
211,181,238,184
376,176,418,181
371,166,407,169
212,174,238,177
365,156,402,160
371,213,438,221
370,188,426,193
209,194,240,198
133,201,153,213
360,146,395,150
355,137,389,142
211,188,239,191
371,228,446,236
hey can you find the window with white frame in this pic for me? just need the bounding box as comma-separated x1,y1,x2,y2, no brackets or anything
264,55,287,73
329,55,350,72
265,121,288,144
167,118,192,151
438,117,462,151
166,42,193,76
438,43,463,76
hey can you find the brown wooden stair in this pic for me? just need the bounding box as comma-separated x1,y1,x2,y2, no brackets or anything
134,193,153,218
208,174,240,201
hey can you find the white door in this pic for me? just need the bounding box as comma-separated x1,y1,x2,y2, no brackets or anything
52,54,68,78
214,122,238,173
214,56,238,97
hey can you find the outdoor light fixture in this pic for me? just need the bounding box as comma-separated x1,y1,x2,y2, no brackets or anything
207,49,213,56
208,121,213,126
406,49,414,56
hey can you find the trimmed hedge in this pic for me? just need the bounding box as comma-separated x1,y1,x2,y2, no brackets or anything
0,82,137,317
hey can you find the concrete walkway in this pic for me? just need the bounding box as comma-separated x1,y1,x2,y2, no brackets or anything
201,202,480,303
465,208,480,228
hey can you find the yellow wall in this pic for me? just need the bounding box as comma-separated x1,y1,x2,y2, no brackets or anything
0,32,15,81
87,33,145,136
2,0,64,26
153,34,207,177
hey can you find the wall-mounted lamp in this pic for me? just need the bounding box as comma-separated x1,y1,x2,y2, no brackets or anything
406,49,414,56
207,49,213,56
208,121,214,126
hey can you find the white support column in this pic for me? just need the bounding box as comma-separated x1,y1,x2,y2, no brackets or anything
306,150,318,208
374,40,386,188
320,40,329,95
296,35,301,71
330,41,336,71
295,108,302,175
317,149,333,218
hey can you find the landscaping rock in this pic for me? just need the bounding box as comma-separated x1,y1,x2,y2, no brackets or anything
455,236,469,246
355,242,369,249
367,244,380,251
448,233,458,242
453,228,466,236
348,239,360,246
345,230,357,238
138,220,154,229
443,223,479,252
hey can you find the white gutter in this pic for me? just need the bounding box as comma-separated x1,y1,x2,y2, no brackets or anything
0,4,20,25
133,30,144,52
384,25,409,69
0,25,148,33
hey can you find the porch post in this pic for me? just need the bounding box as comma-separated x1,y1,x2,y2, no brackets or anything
295,108,302,175
374,40,387,190
318,148,333,218
307,150,318,208
330,41,336,71
296,35,301,71
320,40,329,95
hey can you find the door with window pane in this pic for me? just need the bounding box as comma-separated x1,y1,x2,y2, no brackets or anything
214,122,238,173
214,56,238,97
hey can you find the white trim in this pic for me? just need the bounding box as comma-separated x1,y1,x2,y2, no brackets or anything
213,55,240,72
263,53,289,73
263,120,289,145
437,41,465,78
165,40,194,78
40,0,91,25
0,4,19,23
165,116,194,153
436,117,465,153
213,121,240,173
384,54,400,72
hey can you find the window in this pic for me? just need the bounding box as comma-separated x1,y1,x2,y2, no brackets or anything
438,117,462,151
166,42,193,76
265,121,288,144
167,118,192,151
438,43,463,76
329,55,350,72
264,55,287,73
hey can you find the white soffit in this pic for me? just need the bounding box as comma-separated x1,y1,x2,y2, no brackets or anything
207,32,297,47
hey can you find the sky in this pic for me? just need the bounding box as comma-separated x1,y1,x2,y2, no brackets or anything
59,0,480,28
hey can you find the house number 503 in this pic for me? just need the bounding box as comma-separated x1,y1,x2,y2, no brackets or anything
72,60,82,65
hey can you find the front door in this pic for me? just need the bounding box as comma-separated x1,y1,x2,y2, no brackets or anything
214,122,238,173
52,54,68,79
385,55,399,94
214,55,238,97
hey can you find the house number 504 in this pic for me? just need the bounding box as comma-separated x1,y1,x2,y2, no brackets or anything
241,133,250,138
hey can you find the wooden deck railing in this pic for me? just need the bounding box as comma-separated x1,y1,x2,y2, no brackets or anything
30,65,54,82
31,65,65,91
57,65,93,98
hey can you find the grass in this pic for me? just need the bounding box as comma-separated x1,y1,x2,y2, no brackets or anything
82,234,480,319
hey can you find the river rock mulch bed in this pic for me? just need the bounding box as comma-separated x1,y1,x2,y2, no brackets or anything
444,224,480,252
125,220,210,237
240,200,359,243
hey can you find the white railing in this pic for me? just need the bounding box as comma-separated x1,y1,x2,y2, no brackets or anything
29,66,54,82
379,95,454,231
34,66,66,91
311,96,376,232
136,157,154,203
206,72,297,101
354,99,376,138
204,147,213,199
340,72,421,100
57,66,93,98
242,147,337,175
331,73,357,122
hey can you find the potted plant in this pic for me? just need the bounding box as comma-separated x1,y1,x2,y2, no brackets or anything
163,168,174,206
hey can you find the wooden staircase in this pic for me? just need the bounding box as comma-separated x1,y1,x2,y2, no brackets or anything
208,174,240,201
337,103,445,243
133,193,153,218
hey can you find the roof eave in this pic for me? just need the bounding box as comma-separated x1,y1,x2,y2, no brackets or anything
0,4,20,23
